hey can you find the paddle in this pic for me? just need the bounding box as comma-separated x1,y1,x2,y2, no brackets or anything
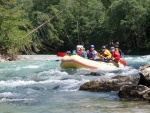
57,52,66,57
55,52,66,61
98,53,127,66
118,59,126,66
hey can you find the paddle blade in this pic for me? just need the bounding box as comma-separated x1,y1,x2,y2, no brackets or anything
119,59,126,66
57,52,66,57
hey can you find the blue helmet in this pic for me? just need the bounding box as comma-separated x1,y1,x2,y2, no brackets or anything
90,45,95,48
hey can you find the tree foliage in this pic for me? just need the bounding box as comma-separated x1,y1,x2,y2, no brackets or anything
0,0,32,59
0,0,150,57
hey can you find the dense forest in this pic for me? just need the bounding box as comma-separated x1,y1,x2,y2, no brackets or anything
0,0,150,59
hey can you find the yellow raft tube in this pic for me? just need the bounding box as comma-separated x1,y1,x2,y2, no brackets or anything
60,55,125,70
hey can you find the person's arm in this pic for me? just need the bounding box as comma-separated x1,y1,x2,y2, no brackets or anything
97,53,103,58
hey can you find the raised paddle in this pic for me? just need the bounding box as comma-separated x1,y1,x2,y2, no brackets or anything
57,52,66,57
55,52,66,61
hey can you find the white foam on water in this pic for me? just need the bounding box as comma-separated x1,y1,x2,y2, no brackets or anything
101,66,139,77
0,80,36,87
58,79,85,91
22,65,40,69
0,77,83,90
0,92,18,97
33,69,69,81
103,72,117,78
125,55,150,63
0,98,34,102
120,66,139,76
141,55,150,59
49,69,68,76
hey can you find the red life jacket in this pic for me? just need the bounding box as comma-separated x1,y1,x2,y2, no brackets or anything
76,50,83,57
112,51,120,62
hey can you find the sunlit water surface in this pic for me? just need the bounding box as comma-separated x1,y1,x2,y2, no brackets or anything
0,55,150,113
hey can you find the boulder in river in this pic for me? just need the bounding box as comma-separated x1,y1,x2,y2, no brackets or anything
118,85,150,101
139,64,150,78
137,73,150,87
80,75,139,92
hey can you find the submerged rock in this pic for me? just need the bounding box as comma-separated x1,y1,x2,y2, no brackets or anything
85,72,101,76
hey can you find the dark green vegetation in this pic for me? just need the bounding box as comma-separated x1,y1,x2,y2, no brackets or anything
0,0,150,59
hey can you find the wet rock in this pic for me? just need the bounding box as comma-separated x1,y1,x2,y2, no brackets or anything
80,75,138,92
139,64,150,78
118,85,150,101
85,72,101,76
137,73,150,87
79,81,102,92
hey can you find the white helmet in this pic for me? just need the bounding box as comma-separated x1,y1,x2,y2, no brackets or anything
76,45,83,48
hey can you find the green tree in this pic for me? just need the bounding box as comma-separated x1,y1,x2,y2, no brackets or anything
107,0,150,54
55,0,106,50
29,0,64,53
0,0,32,59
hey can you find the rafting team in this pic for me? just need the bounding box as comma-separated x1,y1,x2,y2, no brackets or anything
70,42,124,64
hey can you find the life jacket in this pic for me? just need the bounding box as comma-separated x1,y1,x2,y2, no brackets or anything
76,50,83,57
102,49,112,59
102,53,107,57
115,47,125,58
88,50,96,59
112,51,120,62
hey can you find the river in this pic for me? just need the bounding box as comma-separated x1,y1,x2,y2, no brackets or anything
0,55,149,113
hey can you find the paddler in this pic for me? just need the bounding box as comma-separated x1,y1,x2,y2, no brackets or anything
72,45,83,57
110,46,120,63
97,46,112,62
87,45,98,60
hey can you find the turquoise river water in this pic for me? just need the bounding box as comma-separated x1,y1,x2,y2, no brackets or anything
0,55,150,113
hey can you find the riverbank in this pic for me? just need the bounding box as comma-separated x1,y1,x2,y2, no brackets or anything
0,55,62,62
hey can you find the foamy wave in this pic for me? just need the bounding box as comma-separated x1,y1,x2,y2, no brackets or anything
115,66,139,76
49,69,68,75
125,55,150,63
0,80,36,87
0,78,82,88
0,98,34,102
0,92,18,97
33,69,69,81
58,79,84,91
22,65,40,69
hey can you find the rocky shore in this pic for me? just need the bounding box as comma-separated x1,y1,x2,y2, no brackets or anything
80,64,150,103
0,55,59,62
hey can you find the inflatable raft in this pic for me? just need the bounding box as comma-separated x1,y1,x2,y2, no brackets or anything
60,55,125,70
